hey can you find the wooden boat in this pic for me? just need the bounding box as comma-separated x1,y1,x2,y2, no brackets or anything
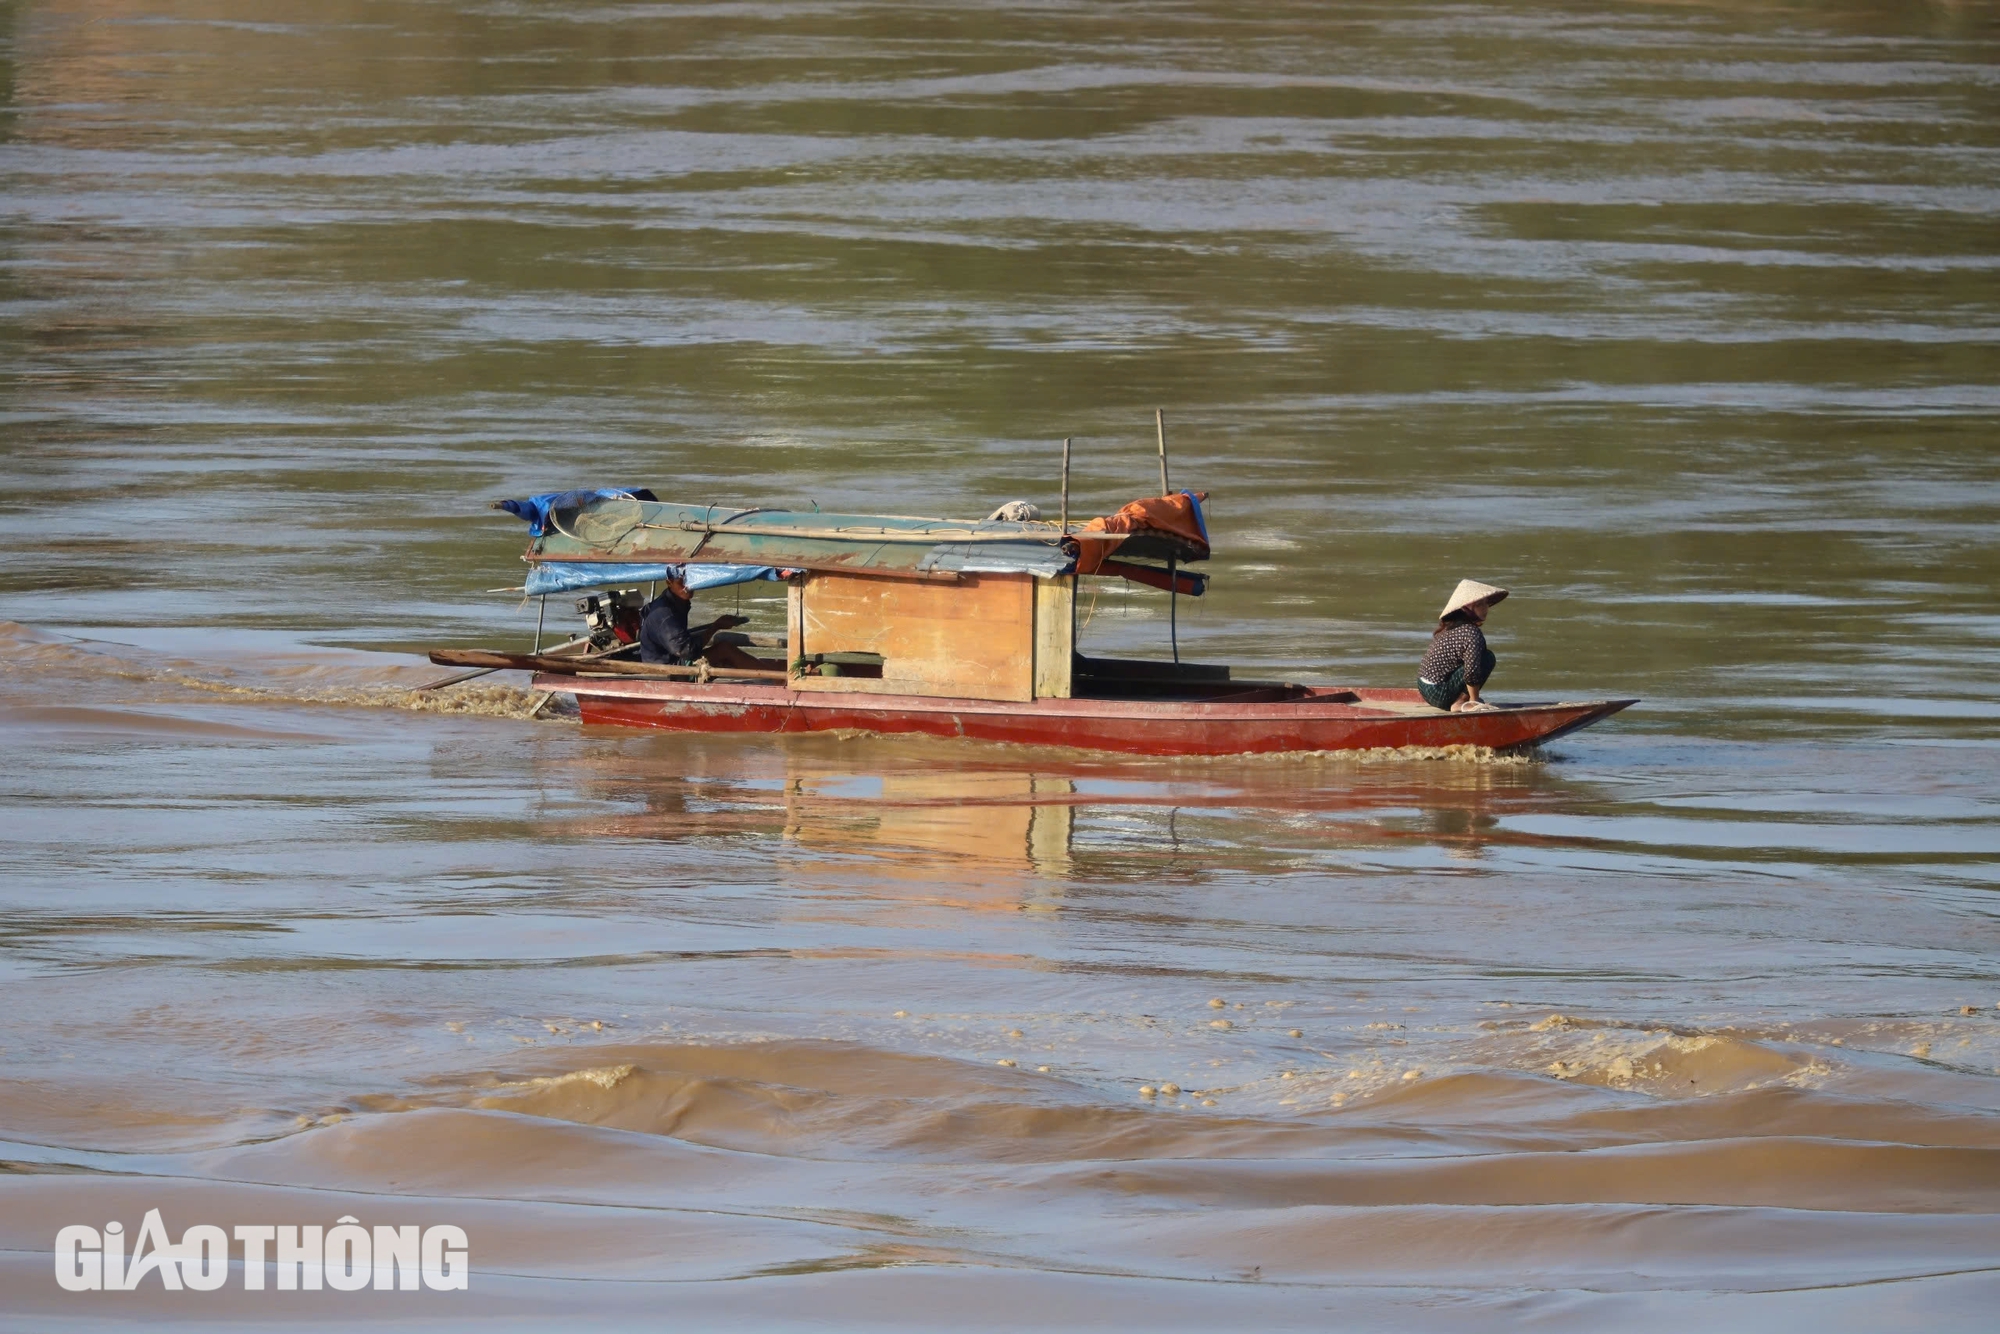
431,487,1634,755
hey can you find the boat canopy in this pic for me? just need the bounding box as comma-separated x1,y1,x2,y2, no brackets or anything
523,562,780,597
496,489,1210,589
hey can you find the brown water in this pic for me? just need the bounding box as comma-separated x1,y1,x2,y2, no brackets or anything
3,1,1999,1328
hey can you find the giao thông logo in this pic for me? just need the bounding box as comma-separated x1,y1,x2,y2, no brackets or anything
55,1211,469,1292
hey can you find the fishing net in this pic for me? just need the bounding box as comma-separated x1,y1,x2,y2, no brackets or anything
548,493,646,546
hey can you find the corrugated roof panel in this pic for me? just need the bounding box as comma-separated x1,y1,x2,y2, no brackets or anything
516,493,1205,582
916,543,1076,578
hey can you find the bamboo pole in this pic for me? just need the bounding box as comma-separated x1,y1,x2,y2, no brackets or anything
1159,411,1177,661
633,522,1063,545
1064,435,1078,681
1060,437,1071,535
533,595,546,652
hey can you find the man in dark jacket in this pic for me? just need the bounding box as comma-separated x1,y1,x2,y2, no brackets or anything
638,568,757,668
638,572,700,664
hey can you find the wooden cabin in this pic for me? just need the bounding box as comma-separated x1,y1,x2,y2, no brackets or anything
788,570,1073,702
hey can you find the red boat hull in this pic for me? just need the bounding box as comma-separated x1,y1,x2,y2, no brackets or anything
541,676,1636,756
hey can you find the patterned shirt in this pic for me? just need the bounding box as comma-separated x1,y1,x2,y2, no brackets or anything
1420,621,1491,685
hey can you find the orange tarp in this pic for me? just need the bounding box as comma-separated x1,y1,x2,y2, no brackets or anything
1074,492,1209,574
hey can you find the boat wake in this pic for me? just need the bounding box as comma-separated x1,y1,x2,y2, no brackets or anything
0,621,563,724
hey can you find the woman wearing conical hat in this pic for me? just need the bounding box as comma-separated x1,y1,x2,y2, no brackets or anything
1418,579,1507,712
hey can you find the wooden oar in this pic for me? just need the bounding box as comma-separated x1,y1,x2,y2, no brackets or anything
416,635,619,691
418,616,748,696
416,665,504,692
427,648,787,683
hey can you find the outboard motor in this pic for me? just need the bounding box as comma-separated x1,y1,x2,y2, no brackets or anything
575,589,644,651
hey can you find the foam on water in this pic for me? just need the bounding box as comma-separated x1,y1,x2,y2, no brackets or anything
0,622,560,722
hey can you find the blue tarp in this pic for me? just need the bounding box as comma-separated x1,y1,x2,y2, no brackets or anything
524,562,779,598
496,488,653,537
1181,490,1210,546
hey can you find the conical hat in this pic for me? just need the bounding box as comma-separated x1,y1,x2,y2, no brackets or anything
1440,579,1508,619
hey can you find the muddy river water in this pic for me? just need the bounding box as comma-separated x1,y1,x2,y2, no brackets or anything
2,1,1998,1328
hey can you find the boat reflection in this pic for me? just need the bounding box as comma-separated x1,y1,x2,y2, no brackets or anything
552,733,1582,889
779,770,1078,882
